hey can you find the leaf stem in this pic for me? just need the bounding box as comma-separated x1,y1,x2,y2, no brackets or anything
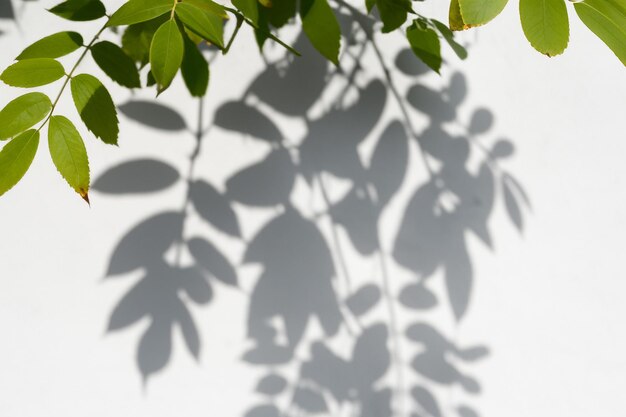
223,6,301,56
336,0,437,183
222,14,244,54
37,18,110,133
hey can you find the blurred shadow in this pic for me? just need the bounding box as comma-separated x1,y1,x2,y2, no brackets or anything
95,13,529,417
0,0,14,20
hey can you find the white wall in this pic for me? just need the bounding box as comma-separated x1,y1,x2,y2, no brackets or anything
1,1,625,416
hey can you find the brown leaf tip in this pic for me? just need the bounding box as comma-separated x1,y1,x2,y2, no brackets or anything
80,190,90,205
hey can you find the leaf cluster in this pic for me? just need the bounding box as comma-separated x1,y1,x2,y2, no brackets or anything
0,0,623,202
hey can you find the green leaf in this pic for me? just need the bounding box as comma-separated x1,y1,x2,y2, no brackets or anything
520,0,569,56
256,0,297,28
91,41,141,88
181,36,210,97
376,0,414,33
108,0,173,27
449,0,467,30
48,0,106,21
0,58,65,88
0,93,51,140
233,0,259,26
574,0,626,66
16,32,83,60
150,19,184,93
122,16,168,65
458,0,509,26
70,74,119,145
432,19,468,59
175,3,224,48
300,0,341,64
185,0,228,18
406,20,442,73
48,115,90,202
0,130,39,197
146,70,157,87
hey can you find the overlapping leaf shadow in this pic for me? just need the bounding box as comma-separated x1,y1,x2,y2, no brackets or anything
0,0,40,38
96,15,529,417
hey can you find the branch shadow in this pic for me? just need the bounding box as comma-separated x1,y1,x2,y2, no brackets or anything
96,16,529,417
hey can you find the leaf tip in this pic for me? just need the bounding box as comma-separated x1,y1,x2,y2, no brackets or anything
80,190,91,205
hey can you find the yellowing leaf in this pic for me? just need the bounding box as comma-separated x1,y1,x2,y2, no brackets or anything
449,0,468,30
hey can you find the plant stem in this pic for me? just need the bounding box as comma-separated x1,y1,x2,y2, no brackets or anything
223,15,244,54
336,0,437,183
37,19,110,132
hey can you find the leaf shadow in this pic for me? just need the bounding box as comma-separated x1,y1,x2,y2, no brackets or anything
97,20,529,417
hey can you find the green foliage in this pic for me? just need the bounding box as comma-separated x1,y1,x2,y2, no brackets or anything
574,0,626,65
121,17,167,66
0,58,65,88
150,19,184,93
108,0,172,27
91,41,141,88
0,0,623,201
181,36,210,97
16,31,83,60
175,3,225,48
48,116,90,201
300,0,341,64
519,0,569,56
449,0,467,30
375,0,414,33
48,0,106,21
70,74,119,145
457,0,509,26
406,19,442,73
0,93,51,140
232,0,259,25
0,130,39,197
